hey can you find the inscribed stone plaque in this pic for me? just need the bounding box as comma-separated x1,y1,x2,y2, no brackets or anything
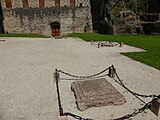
71,78,126,111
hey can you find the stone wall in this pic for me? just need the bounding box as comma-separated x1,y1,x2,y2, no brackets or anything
1,0,6,8
1,0,92,36
12,0,23,8
1,0,90,9
3,6,92,36
29,0,39,8
45,0,55,7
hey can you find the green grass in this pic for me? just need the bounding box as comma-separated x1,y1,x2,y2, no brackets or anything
68,33,160,70
0,33,49,38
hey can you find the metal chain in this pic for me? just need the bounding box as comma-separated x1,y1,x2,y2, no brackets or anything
112,101,151,120
55,66,159,120
91,41,122,48
91,41,100,48
63,112,93,120
59,73,109,81
62,102,151,120
55,69,63,116
112,66,160,99
58,65,159,99
58,67,109,79
91,40,99,45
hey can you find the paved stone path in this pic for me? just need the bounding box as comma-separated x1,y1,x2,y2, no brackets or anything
0,37,159,120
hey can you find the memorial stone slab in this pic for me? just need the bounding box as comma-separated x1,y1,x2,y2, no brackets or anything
71,78,126,111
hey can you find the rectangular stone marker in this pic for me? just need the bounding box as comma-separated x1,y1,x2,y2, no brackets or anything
71,78,126,111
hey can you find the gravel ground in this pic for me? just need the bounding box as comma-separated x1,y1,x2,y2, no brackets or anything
0,37,159,120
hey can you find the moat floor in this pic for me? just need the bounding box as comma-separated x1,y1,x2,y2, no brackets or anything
0,37,159,120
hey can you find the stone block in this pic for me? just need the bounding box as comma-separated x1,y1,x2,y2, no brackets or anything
71,78,126,111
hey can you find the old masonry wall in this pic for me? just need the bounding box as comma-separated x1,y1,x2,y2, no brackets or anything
1,0,92,36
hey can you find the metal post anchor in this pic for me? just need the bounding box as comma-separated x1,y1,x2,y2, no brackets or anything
54,69,63,116
98,42,100,48
109,65,115,78
91,40,93,45
119,42,123,47
54,69,60,83
149,97,160,116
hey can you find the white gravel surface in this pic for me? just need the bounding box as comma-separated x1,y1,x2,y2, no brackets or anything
0,37,159,120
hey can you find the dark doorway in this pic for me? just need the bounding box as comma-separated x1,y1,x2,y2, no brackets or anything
5,0,12,9
90,0,113,34
39,0,45,8
55,0,60,7
70,0,75,7
148,0,160,13
50,22,60,37
0,2,4,34
22,0,29,8
90,0,101,32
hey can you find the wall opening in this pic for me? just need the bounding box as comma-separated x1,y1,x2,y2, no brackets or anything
50,22,60,37
5,0,12,9
70,0,75,7
55,0,60,7
39,0,45,8
90,0,113,34
79,3,82,7
22,0,29,8
0,2,5,34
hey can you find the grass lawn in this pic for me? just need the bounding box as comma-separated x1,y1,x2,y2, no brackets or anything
68,33,160,70
0,33,49,38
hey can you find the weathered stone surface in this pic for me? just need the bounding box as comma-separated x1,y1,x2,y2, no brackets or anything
71,78,126,111
2,6,92,36
113,10,137,34
56,116,68,120
1,0,92,36
1,0,91,9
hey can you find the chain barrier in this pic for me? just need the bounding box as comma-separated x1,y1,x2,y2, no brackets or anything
54,69,63,116
112,101,152,120
63,112,93,120
59,73,109,81
91,40,123,48
111,65,160,100
54,69,93,120
91,40,99,45
55,65,159,120
58,67,109,79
